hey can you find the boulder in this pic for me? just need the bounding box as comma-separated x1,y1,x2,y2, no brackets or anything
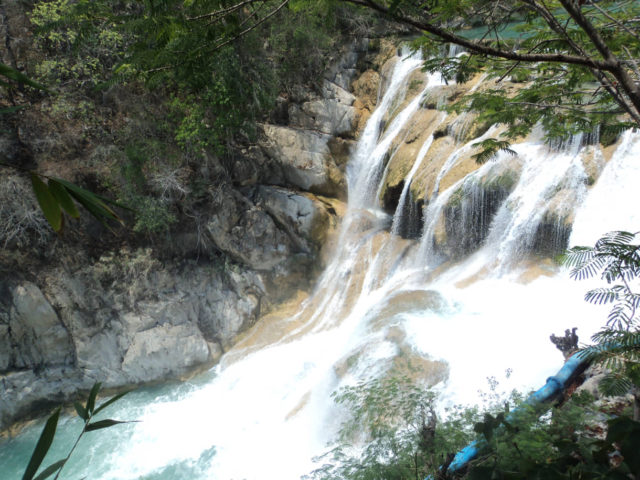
259,124,345,196
254,186,343,252
288,97,357,137
0,367,88,429
205,184,294,271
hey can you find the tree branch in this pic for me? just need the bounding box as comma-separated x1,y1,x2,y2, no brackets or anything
341,0,617,72
186,0,264,21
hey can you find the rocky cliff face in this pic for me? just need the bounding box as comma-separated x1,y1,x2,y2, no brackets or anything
0,0,397,430
375,72,616,264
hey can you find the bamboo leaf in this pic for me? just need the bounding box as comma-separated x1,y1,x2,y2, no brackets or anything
85,419,131,432
85,382,102,415
22,408,60,480
93,390,132,416
32,460,66,480
48,180,80,218
0,105,25,114
0,62,52,93
30,173,62,232
74,402,88,420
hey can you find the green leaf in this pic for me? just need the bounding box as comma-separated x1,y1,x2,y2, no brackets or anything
85,419,130,432
32,460,66,480
48,180,80,218
93,390,131,416
0,62,52,93
0,105,25,115
388,0,403,14
52,178,131,227
85,382,102,415
74,402,88,420
30,173,62,232
22,408,60,480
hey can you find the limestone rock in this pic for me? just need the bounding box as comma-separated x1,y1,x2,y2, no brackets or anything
8,282,74,369
259,124,345,196
122,323,210,383
0,367,88,429
288,97,356,137
205,185,294,271
379,109,444,214
352,69,380,124
254,185,342,253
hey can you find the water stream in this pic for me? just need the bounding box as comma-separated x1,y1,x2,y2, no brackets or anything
1,49,639,480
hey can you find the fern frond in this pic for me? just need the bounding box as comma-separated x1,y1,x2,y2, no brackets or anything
595,231,636,247
471,138,516,164
584,287,621,305
561,246,594,268
598,372,634,397
570,254,609,280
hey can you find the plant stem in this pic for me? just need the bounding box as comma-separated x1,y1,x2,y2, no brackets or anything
52,417,90,480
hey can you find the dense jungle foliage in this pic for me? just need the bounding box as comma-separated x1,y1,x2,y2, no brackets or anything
2,1,639,479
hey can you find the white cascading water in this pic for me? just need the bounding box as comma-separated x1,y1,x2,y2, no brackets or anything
2,49,640,480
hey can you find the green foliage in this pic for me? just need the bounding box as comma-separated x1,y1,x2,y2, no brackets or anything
22,383,132,480
471,138,517,164
308,373,640,480
564,230,640,330
465,393,640,479
131,196,177,234
29,0,130,88
115,141,179,234
0,62,51,93
353,0,640,161
563,231,640,402
24,171,129,233
306,374,480,480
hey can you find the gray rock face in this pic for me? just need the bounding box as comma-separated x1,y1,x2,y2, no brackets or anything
259,124,345,196
287,81,358,137
257,47,368,198
0,253,268,429
0,367,87,429
205,185,294,271
256,186,316,251
7,282,74,369
122,323,210,382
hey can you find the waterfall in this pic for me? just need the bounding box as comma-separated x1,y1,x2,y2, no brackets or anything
2,49,639,480
391,113,445,237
